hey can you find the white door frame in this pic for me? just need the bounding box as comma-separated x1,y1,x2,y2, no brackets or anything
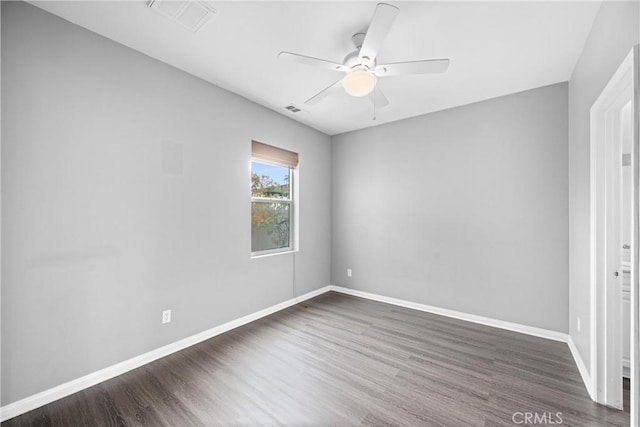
590,45,639,422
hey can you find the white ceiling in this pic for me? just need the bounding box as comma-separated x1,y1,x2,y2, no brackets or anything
30,1,601,136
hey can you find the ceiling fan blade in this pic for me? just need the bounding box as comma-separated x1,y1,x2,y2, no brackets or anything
359,3,399,63
304,78,344,105
369,85,389,108
374,59,450,77
279,52,348,72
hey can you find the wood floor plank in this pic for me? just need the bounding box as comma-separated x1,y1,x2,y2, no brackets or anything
2,291,630,426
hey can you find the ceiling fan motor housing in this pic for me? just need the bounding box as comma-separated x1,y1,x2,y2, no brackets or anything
345,33,375,70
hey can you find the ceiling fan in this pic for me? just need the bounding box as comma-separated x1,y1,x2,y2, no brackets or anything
278,3,450,108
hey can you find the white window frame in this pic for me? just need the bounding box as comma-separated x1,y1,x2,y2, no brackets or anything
250,158,296,257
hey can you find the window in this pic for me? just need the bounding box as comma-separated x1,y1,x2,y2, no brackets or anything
251,141,298,255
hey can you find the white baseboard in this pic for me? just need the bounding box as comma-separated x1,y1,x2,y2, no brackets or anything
0,285,332,422
330,286,569,343
623,357,631,379
1,284,587,422
567,336,595,399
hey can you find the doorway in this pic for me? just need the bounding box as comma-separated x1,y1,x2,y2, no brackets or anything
590,45,638,424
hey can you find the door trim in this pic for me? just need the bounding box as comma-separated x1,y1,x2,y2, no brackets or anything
590,45,639,419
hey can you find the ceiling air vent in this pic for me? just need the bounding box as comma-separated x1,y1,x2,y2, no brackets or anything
285,105,302,113
147,0,216,32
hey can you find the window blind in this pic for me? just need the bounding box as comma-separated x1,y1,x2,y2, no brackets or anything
252,141,298,169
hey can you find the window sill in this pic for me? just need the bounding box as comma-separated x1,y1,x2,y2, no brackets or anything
251,249,297,259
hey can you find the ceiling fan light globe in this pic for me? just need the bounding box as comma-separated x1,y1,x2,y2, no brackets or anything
342,70,376,97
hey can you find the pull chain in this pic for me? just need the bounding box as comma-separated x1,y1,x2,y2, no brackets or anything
373,87,377,121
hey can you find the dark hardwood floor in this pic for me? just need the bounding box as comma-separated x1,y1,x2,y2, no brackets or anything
2,291,630,426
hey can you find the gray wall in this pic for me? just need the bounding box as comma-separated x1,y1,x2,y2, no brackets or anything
568,1,639,374
332,83,569,333
1,1,331,405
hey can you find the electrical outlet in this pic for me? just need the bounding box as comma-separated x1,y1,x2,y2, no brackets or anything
577,317,581,333
347,268,352,277
162,309,171,324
